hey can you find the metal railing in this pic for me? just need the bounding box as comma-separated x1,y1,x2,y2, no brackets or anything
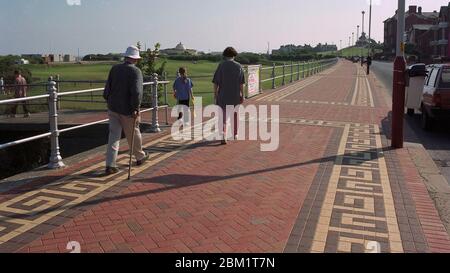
260,58,338,90
0,58,338,171
0,73,170,169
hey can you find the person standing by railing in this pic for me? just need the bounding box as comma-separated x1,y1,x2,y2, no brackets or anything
9,70,30,118
0,77,4,95
213,47,245,145
103,46,149,175
173,67,194,122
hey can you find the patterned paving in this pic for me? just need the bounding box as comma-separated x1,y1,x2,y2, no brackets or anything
0,120,213,251
1,60,449,253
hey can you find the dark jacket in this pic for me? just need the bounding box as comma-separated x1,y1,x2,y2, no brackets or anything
103,62,143,116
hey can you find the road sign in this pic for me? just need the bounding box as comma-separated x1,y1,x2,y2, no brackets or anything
247,65,260,98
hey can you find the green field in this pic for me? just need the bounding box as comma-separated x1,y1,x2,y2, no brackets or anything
0,59,330,114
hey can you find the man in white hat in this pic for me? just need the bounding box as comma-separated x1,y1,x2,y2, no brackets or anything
103,45,149,175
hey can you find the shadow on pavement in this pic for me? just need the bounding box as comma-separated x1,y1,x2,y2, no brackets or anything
0,145,395,218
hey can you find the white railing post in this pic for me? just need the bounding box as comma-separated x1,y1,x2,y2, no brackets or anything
259,65,263,93
271,63,276,89
48,77,65,169
163,72,169,125
290,61,294,83
302,62,305,79
56,74,61,110
150,73,161,133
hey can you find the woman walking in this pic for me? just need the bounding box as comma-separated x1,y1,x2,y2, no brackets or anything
173,67,194,121
212,47,245,145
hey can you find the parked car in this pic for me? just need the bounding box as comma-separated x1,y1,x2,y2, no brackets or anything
405,63,427,116
420,64,450,131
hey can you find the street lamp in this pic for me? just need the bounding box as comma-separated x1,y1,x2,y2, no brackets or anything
357,25,360,43
392,0,406,149
361,11,366,66
367,0,373,75
362,11,365,34
352,32,355,57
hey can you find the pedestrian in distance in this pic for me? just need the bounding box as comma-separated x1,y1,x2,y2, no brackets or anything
173,67,194,122
10,70,30,118
0,77,5,95
212,47,245,145
103,45,150,176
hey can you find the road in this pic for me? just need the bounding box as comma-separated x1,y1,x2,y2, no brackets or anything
371,61,450,185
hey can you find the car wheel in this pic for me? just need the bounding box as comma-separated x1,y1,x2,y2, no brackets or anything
407,108,415,116
421,107,433,131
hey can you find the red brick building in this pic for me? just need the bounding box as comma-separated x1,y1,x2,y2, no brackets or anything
429,5,450,58
384,5,438,55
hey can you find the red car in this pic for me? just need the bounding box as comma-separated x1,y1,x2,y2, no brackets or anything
421,64,450,130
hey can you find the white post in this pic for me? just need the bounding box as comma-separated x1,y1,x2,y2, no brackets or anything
150,73,161,133
48,77,65,169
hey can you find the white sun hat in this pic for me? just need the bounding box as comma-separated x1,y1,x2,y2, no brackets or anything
123,45,141,59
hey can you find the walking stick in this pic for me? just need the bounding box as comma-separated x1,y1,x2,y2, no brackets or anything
128,116,138,180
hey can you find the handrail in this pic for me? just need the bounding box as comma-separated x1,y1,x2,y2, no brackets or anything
0,59,338,171
0,76,171,170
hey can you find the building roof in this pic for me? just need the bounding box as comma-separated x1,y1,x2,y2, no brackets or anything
411,24,434,31
384,10,439,23
175,42,186,51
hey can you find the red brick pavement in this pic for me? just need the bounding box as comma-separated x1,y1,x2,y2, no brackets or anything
1,60,449,253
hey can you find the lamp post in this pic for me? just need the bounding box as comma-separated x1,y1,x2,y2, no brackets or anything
357,25,360,45
361,11,366,67
367,0,373,75
352,32,355,57
392,0,406,149
362,11,365,34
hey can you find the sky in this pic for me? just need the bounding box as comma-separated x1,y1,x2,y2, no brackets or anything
0,0,448,56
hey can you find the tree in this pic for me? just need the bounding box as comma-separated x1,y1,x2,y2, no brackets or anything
136,42,167,107
0,56,32,85
136,42,166,79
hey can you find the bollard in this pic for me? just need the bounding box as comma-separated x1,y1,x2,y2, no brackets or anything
47,77,65,169
271,63,276,89
150,74,161,133
163,72,169,125
282,63,286,86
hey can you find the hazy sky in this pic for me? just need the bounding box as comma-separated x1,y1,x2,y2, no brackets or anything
0,0,448,56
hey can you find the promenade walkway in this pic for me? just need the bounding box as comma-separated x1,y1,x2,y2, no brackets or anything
1,60,449,253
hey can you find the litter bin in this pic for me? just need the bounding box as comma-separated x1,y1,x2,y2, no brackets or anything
405,63,427,116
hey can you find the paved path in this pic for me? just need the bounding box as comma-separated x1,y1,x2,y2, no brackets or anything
1,60,449,253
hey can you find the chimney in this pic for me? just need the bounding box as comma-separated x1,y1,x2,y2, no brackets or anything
409,5,417,14
418,7,422,15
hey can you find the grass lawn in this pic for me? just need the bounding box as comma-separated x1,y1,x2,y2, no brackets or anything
0,59,330,113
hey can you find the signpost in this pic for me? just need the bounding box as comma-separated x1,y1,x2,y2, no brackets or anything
247,65,261,98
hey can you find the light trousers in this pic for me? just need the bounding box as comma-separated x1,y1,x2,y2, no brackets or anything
106,111,146,168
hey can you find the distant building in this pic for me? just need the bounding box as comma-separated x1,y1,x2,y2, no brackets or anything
15,58,30,65
160,42,198,56
384,5,439,54
272,43,336,55
429,4,450,58
39,54,76,63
